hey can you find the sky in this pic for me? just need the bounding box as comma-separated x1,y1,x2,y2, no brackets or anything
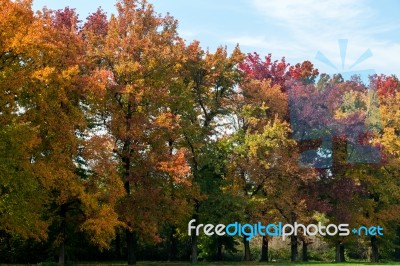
32,0,400,77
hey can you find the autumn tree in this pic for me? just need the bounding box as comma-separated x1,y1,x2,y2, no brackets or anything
3,1,400,264
82,1,193,264
1,1,126,264
357,74,400,262
170,41,244,262
0,0,50,242
233,53,320,261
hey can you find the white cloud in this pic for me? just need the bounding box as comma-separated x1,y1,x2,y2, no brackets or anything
179,29,197,39
226,35,307,57
369,43,400,76
251,0,373,33
241,0,400,75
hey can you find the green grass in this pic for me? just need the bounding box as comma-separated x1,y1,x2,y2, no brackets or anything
72,261,400,266
134,263,399,266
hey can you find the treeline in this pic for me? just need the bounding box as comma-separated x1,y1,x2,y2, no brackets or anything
1,0,400,264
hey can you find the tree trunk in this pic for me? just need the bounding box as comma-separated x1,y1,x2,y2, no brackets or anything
371,235,379,262
126,229,136,265
115,232,121,259
395,227,400,261
167,141,178,262
260,235,269,262
340,243,345,262
58,241,65,266
168,226,178,261
191,233,198,263
190,211,199,263
335,243,340,262
59,205,66,266
243,235,251,261
335,241,345,262
302,240,308,262
290,235,298,262
335,242,340,262
216,237,222,261
123,137,136,266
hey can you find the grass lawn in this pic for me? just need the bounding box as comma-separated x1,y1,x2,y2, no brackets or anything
133,262,399,266
73,261,400,266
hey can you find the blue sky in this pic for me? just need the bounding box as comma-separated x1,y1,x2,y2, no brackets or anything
32,0,400,76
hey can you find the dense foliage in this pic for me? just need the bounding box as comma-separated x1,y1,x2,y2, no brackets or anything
1,0,400,264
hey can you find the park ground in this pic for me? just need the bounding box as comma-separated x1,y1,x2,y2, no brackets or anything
44,262,400,266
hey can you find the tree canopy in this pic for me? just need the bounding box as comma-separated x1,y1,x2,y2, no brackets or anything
1,0,400,264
